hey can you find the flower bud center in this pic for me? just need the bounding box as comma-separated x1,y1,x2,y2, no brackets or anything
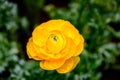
46,31,65,54
51,35,58,42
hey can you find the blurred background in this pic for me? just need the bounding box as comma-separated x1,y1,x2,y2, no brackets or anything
0,0,120,80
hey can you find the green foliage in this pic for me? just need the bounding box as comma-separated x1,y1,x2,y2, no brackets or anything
0,0,29,79
0,0,18,32
0,0,120,80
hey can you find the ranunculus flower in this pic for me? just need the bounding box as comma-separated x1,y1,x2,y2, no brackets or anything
26,19,84,73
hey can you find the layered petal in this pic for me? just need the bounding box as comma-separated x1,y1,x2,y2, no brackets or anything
32,26,49,47
57,37,76,60
27,37,75,60
44,37,76,60
56,56,80,73
26,38,49,60
40,20,66,31
32,20,66,46
40,59,65,70
35,37,75,60
74,34,84,56
61,21,79,39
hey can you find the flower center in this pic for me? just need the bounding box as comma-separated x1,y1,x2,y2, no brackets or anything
46,31,65,54
51,35,58,42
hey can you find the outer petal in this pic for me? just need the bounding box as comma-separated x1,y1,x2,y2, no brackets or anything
60,20,84,56
71,56,80,70
32,26,49,47
26,37,41,60
61,21,79,39
40,59,65,70
74,34,84,56
26,38,49,60
41,20,66,31
56,56,80,73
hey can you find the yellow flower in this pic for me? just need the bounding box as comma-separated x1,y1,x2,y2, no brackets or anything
26,19,84,73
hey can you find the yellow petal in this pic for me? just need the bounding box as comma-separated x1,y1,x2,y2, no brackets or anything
32,26,49,47
71,56,80,70
58,37,76,60
74,34,84,56
42,20,66,31
27,38,39,60
56,56,80,74
61,21,79,39
26,38,49,60
40,59,65,70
